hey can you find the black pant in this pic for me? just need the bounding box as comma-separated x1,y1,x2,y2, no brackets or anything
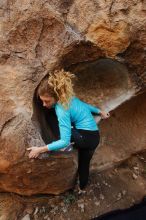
71,128,100,189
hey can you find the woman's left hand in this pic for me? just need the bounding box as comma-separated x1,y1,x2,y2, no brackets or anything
100,111,110,119
27,147,42,159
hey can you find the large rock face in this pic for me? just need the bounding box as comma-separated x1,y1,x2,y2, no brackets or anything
0,0,146,195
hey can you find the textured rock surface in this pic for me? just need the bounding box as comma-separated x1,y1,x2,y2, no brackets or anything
92,91,146,171
0,153,146,219
0,0,146,195
0,151,78,195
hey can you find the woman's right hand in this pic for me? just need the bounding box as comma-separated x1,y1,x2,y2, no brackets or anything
100,111,110,119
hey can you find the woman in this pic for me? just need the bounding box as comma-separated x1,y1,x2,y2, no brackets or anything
27,69,110,191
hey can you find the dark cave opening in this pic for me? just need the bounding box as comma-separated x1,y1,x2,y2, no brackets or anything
32,84,60,145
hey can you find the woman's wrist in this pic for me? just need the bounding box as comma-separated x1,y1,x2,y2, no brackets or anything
39,145,49,153
100,110,110,119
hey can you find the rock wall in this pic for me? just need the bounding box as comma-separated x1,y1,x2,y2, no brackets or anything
0,0,146,195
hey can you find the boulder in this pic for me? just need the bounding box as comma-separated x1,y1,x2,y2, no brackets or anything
0,0,145,195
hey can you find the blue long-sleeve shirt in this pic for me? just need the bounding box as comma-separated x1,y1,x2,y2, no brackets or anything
47,96,101,151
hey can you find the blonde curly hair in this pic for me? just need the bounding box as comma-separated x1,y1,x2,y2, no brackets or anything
37,69,75,109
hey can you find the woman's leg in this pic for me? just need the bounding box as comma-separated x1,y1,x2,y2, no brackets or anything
71,128,100,189
78,148,95,189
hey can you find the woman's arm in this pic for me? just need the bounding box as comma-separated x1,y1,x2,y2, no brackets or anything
83,101,110,119
27,106,71,158
83,101,101,114
47,106,71,150
47,139,70,151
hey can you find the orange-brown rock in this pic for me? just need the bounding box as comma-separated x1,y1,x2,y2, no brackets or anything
0,0,146,196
